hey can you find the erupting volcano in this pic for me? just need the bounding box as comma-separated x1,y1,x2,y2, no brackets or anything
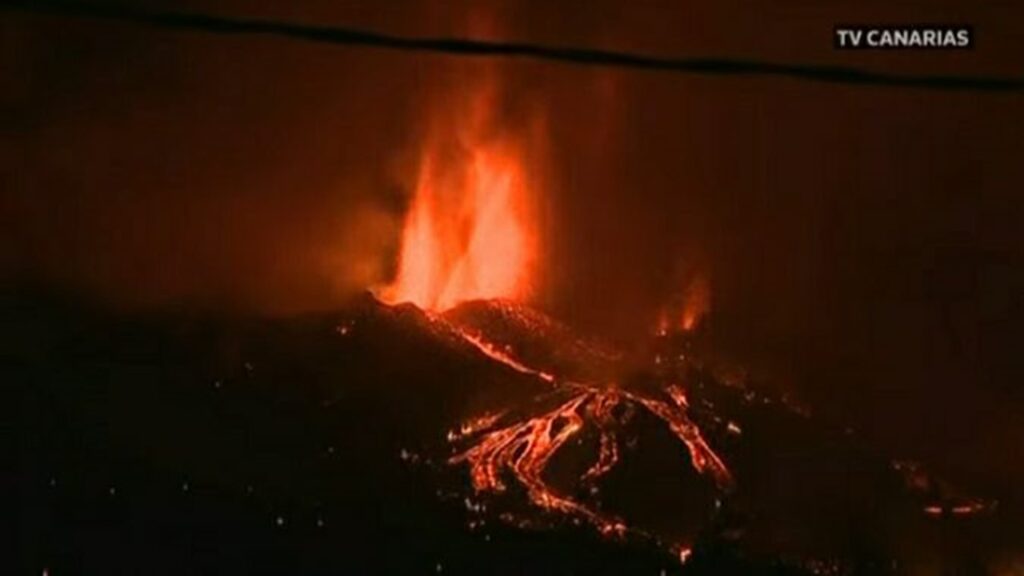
369,56,1000,574
374,61,744,554
11,2,1020,574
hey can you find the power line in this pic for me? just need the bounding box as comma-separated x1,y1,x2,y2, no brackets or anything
5,0,1023,92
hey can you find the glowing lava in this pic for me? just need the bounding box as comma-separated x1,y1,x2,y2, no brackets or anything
447,322,734,545
456,328,555,383
382,70,541,312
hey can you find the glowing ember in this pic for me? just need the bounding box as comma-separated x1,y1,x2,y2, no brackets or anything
381,71,541,312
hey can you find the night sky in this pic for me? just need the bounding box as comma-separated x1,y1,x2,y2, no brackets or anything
5,0,1023,506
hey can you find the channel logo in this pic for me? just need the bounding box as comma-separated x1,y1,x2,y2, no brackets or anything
834,25,973,49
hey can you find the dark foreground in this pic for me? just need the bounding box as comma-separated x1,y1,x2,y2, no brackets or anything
10,291,1021,575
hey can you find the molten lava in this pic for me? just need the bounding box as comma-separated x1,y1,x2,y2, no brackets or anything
382,70,541,312
450,381,734,540
439,304,735,554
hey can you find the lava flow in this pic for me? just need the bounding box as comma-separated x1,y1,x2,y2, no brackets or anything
449,378,734,540
430,295,736,555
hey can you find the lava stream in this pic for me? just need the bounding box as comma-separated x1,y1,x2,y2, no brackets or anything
455,328,555,382
449,336,734,541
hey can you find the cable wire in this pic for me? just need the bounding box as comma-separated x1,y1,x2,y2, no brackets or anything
4,0,1023,92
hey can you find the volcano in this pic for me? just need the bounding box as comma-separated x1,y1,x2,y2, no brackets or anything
11,34,1016,574
13,289,1019,575
354,69,1010,569
365,296,1006,574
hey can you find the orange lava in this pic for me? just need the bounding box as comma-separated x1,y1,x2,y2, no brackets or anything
443,305,732,555
450,380,733,542
636,385,733,488
382,71,541,312
455,328,555,382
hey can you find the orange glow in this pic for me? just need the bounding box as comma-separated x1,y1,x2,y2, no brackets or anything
381,70,541,312
681,275,710,331
451,375,733,545
456,328,555,382
450,381,733,548
446,306,733,556
655,275,711,334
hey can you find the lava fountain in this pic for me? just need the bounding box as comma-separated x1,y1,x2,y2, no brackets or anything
380,66,543,312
